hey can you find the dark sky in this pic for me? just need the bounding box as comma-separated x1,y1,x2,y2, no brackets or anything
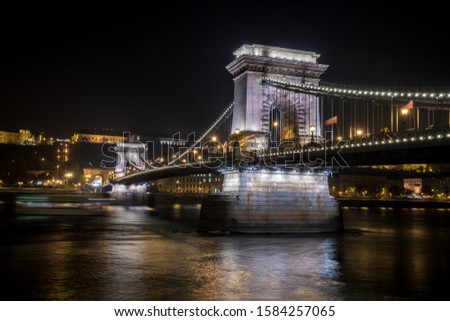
1,1,448,137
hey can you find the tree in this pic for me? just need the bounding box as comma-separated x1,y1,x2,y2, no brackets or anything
354,184,365,196
403,188,412,197
4,157,29,186
388,185,401,197
422,184,433,196
367,184,381,198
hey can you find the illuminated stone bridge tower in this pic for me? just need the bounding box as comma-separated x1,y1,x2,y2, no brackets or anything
198,44,341,234
225,44,328,148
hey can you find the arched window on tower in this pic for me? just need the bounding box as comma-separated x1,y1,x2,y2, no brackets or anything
270,105,282,148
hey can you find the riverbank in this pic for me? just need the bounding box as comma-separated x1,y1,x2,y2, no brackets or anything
155,194,450,209
155,193,450,209
3,189,450,209
338,198,450,208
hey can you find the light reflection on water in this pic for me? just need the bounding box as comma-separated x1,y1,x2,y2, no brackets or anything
1,204,450,300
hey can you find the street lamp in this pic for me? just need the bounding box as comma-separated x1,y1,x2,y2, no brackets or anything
64,172,73,186
356,129,363,136
234,128,240,135
273,121,278,127
310,125,316,142
401,108,409,130
212,136,217,142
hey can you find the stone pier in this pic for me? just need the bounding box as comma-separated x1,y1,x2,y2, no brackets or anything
110,183,150,205
198,170,341,233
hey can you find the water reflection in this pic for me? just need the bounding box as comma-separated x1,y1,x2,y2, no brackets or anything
212,237,343,300
1,203,450,300
338,208,450,300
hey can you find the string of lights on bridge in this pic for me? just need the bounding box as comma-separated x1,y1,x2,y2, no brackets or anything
262,77,450,101
259,133,450,157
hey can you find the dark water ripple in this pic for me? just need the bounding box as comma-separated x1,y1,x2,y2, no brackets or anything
1,204,450,300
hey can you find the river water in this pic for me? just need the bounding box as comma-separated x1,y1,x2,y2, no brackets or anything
1,203,449,300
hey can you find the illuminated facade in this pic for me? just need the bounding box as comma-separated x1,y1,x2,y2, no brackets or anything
156,173,223,194
329,173,403,198
0,130,20,144
0,129,36,145
83,167,114,187
19,129,34,144
56,142,70,164
72,129,125,144
404,178,422,194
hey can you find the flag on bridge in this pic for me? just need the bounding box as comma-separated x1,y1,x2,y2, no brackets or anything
324,115,338,126
244,134,256,141
403,100,414,109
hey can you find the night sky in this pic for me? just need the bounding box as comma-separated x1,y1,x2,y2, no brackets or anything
1,2,448,138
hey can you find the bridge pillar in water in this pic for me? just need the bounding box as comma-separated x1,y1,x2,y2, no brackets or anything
199,170,341,233
226,44,328,149
202,44,340,233
110,183,151,205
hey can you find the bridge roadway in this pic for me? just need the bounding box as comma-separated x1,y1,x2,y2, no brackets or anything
114,132,450,185
263,132,450,167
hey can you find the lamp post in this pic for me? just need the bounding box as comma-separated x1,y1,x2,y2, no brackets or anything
356,129,363,142
64,172,73,186
310,125,316,142
401,108,408,130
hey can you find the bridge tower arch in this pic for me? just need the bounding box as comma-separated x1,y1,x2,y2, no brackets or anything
269,104,282,147
226,44,328,148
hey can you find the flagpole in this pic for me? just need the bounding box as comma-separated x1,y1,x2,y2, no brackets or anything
390,98,394,132
331,98,334,143
396,104,399,132
416,107,419,130
331,124,334,143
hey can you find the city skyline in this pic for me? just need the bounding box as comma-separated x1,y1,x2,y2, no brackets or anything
1,2,449,137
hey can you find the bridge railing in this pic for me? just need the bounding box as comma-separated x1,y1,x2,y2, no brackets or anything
341,125,450,145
